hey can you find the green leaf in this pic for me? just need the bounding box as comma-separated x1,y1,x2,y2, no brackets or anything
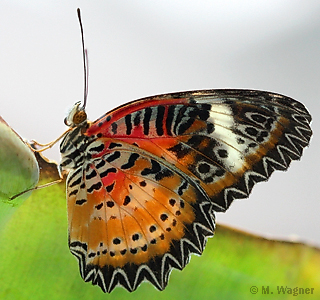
0,179,319,299
0,117,39,229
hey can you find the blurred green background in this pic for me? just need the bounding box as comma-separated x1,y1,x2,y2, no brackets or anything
0,181,319,300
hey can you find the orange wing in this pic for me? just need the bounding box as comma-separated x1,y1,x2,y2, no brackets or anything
60,89,312,292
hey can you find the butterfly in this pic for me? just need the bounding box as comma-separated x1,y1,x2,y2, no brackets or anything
59,88,312,293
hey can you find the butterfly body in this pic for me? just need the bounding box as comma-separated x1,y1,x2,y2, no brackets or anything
60,89,312,292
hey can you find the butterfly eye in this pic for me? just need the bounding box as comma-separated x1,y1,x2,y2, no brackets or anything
72,110,87,125
65,101,87,127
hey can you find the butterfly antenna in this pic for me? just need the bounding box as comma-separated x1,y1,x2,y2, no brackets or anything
85,49,89,104
77,8,88,109
10,10,87,201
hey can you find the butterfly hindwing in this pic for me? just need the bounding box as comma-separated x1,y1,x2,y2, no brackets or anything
64,137,214,292
60,89,312,292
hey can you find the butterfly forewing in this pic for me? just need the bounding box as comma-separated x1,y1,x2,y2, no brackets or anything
60,89,312,292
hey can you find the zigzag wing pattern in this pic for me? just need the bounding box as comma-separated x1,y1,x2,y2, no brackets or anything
60,89,312,292
62,138,214,292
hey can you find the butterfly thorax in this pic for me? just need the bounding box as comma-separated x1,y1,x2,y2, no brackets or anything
60,102,96,173
60,124,90,172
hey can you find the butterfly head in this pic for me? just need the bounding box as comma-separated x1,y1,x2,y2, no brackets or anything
64,101,87,127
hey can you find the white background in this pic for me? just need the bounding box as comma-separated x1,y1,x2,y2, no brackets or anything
1,1,319,246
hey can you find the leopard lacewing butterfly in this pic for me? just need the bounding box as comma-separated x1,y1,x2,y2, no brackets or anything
59,9,312,293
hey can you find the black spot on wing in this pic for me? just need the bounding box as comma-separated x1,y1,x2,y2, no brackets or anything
125,114,132,135
107,201,114,208
168,142,191,159
89,143,105,154
67,168,82,185
69,176,82,188
86,169,97,180
95,159,106,169
87,182,102,193
177,117,195,135
76,199,87,205
106,182,115,192
100,167,117,178
121,153,140,170
123,196,131,206
95,203,103,210
68,190,77,197
111,122,118,134
165,105,175,136
156,105,165,136
109,142,122,149
141,159,161,176
173,106,187,135
155,168,174,181
133,111,141,126
198,104,211,120
177,180,188,196
69,241,88,251
143,107,152,135
106,151,121,163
